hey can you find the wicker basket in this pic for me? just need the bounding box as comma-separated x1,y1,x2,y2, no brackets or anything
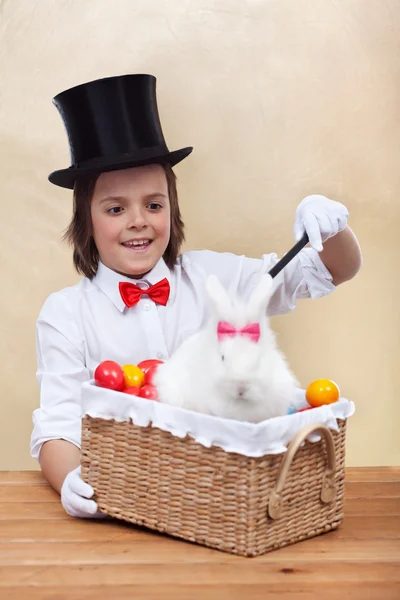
81,413,347,557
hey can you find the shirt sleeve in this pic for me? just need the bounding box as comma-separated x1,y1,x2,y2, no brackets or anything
30,290,89,461
183,247,336,316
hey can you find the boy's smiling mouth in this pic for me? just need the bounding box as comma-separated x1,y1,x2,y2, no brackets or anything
121,238,153,253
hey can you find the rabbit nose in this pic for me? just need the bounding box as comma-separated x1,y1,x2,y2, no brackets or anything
237,382,247,397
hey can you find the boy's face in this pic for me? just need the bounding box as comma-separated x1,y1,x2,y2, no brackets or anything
91,164,171,279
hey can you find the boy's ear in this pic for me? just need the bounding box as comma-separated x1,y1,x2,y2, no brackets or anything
205,274,233,315
247,274,274,318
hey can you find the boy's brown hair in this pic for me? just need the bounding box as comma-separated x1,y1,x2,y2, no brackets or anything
63,165,184,279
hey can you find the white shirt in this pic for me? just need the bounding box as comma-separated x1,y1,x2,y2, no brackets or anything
30,247,335,460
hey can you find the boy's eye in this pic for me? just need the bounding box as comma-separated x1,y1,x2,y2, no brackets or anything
107,206,123,215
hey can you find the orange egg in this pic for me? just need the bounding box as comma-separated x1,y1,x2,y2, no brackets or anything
122,364,145,388
305,379,340,407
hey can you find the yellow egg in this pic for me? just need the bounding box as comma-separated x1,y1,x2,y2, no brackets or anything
305,379,340,407
122,364,145,388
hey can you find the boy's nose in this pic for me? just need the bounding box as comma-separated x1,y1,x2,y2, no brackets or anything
128,209,146,228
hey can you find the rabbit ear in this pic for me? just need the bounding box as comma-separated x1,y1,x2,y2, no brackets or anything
247,273,274,318
205,274,233,315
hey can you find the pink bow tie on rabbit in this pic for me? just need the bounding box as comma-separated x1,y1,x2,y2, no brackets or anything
217,321,261,343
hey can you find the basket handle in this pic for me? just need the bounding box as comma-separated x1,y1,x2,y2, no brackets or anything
267,423,337,520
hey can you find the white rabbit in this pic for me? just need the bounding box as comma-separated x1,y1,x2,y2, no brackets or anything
154,273,299,423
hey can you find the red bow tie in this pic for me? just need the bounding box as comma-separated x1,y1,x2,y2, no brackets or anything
119,278,170,308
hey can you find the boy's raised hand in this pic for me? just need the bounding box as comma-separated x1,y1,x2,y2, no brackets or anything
294,194,349,252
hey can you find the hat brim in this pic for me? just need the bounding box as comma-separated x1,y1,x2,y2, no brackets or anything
48,147,193,189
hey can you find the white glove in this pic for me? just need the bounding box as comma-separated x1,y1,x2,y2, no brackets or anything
294,194,349,252
61,465,106,519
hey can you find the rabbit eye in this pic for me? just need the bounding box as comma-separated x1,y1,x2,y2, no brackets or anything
221,354,225,362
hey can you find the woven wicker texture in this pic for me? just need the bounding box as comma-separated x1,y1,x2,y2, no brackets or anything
81,417,346,556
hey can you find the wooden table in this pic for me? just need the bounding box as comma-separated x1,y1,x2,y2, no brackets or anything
0,468,399,599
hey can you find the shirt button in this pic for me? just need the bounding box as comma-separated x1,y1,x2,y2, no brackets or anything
157,352,164,359
143,303,151,311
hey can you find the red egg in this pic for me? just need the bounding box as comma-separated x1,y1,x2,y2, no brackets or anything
139,385,159,401
123,386,141,396
137,359,164,374
144,364,161,386
94,361,125,391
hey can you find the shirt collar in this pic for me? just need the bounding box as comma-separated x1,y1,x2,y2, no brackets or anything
92,259,173,313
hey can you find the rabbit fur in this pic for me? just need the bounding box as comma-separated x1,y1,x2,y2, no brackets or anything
154,273,298,422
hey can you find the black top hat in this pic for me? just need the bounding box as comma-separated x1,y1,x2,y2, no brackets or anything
48,74,193,189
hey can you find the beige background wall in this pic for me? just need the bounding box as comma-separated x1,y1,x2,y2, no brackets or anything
0,0,398,469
